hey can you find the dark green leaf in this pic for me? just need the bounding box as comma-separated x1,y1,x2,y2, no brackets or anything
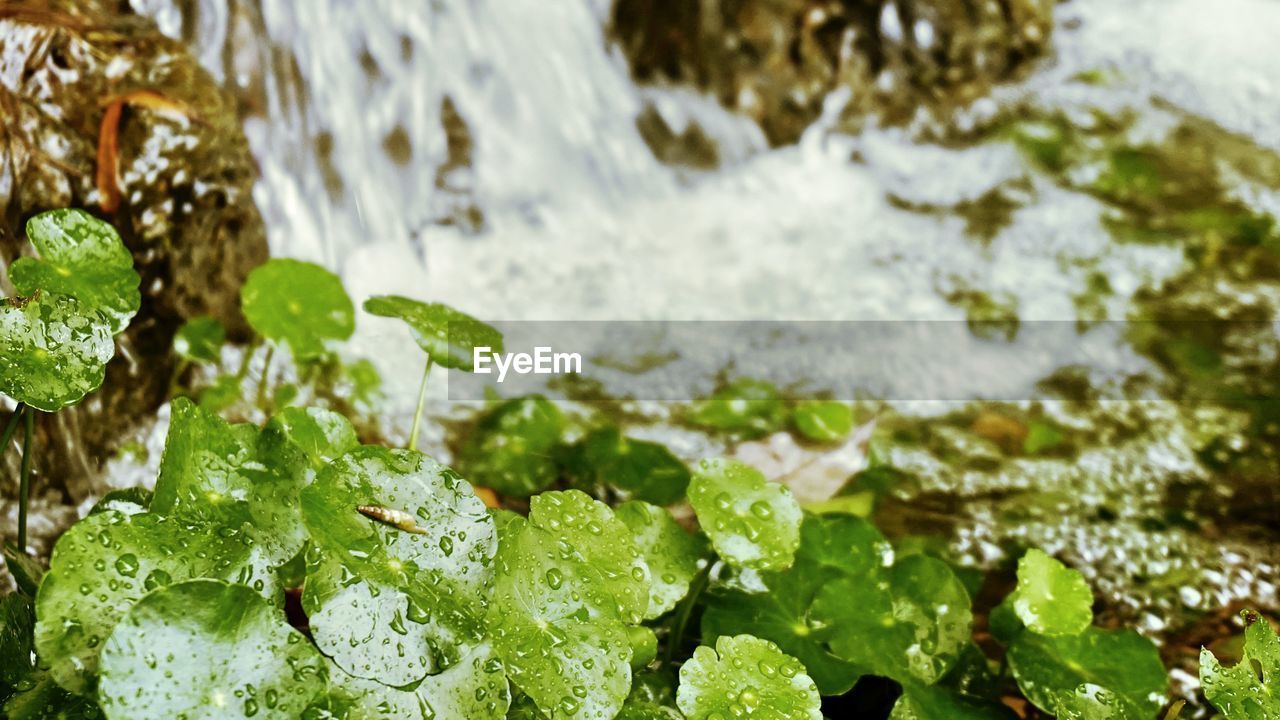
1,593,36,688
363,295,502,370
890,681,1014,720
172,316,225,363
241,259,355,359
1007,627,1167,716
701,515,891,695
86,488,151,518
457,395,564,497
4,544,45,597
98,580,327,719
567,428,690,506
813,554,972,686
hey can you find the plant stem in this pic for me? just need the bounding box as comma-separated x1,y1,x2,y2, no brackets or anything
664,562,712,666
235,337,261,380
0,404,22,455
256,345,275,411
17,407,34,552
408,356,433,451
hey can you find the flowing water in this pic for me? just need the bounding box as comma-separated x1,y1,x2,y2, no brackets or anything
107,0,1280,701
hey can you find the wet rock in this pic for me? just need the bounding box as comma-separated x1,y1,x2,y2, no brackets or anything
0,0,268,503
610,0,1055,147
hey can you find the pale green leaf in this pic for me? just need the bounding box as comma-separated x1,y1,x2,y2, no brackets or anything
615,500,707,620
1008,549,1093,637
688,459,802,572
0,293,114,411
1200,611,1280,720
363,295,501,370
676,635,821,720
241,259,354,359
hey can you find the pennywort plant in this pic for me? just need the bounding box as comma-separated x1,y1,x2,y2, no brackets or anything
3,255,1266,720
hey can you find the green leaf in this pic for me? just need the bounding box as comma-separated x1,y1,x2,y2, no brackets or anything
813,554,973,686
1007,627,1167,716
890,682,1014,720
615,501,707,620
485,495,646,720
300,446,496,684
1200,610,1280,719
97,579,326,719
87,488,151,517
792,401,854,443
686,379,787,438
322,642,510,719
241,259,355,359
154,398,306,569
1052,683,1148,720
457,395,564,497
1007,549,1093,637
11,209,140,335
33,511,274,694
617,701,682,720
3,671,103,719
1,593,36,689
363,295,502,370
688,459,802,572
172,316,225,363
701,515,891,695
198,374,242,411
0,293,114,411
4,544,46,597
566,428,690,506
676,634,822,720
260,406,358,473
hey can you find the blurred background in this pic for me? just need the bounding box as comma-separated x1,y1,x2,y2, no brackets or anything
3,0,1279,710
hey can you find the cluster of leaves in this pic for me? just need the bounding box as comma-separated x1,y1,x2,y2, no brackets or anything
3,234,1274,719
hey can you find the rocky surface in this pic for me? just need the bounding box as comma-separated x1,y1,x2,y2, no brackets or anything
0,0,268,504
612,0,1055,147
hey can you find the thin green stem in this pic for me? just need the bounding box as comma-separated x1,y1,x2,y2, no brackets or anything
256,345,275,411
235,337,262,380
0,404,22,456
664,562,712,666
17,407,34,552
408,356,433,451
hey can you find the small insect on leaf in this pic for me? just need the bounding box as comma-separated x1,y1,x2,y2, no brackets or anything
357,505,428,534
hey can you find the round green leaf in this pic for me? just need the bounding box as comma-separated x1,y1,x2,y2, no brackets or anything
676,634,821,720
701,515,892,695
0,293,114,411
568,428,690,506
363,295,502,370
457,395,564,497
260,406,358,473
486,505,639,720
686,379,787,438
300,446,496,684
33,511,274,694
1199,610,1280,720
616,501,707,620
154,398,307,569
172,316,225,363
1007,627,1167,716
688,459,802,572
11,209,140,335
1008,549,1094,637
241,259,354,359
322,642,510,720
813,554,973,685
98,580,326,720
792,401,854,443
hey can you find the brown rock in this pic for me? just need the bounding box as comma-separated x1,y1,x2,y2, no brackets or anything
0,1,268,501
